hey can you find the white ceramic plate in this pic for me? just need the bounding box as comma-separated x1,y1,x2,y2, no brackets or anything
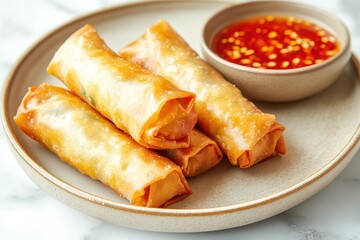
2,0,360,232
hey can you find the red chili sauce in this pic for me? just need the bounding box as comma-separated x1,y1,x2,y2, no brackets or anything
212,16,339,69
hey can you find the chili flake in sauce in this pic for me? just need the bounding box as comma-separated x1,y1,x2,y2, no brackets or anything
213,16,339,69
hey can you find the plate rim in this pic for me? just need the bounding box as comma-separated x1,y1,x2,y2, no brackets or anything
1,0,360,218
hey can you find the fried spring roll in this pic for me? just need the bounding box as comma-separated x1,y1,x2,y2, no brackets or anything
160,129,222,177
14,83,192,208
120,20,286,168
47,24,197,150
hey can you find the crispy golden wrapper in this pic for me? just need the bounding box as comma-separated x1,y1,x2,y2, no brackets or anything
161,129,223,177
14,83,192,207
47,24,197,150
120,20,286,168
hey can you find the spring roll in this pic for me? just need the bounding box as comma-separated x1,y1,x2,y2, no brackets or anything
14,83,192,208
160,129,223,177
120,20,286,168
47,24,197,150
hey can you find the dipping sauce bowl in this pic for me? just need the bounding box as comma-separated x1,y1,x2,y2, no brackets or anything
201,0,351,102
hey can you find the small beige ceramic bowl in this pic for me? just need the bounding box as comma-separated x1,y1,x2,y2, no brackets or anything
201,0,351,102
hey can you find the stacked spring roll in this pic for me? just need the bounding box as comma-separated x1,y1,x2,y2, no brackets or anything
120,20,286,168
14,83,192,208
47,24,197,150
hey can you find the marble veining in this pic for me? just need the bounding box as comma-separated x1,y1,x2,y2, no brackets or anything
1,0,360,239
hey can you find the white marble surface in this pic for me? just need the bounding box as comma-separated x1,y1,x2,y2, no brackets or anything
1,0,360,239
